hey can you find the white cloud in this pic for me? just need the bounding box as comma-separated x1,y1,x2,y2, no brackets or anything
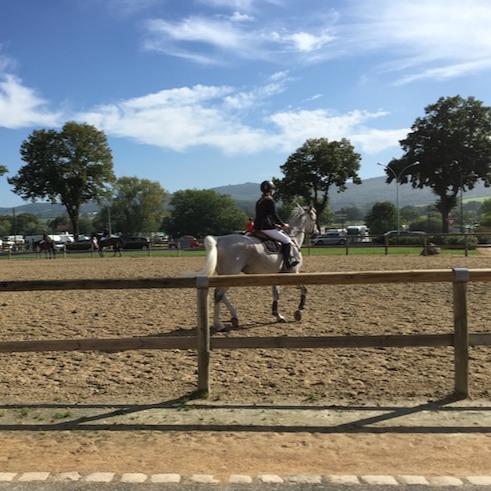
0,75,61,129
347,0,491,82
269,108,392,151
143,0,491,81
76,84,271,154
145,16,245,50
287,30,334,53
229,11,254,22
143,13,336,63
75,81,401,158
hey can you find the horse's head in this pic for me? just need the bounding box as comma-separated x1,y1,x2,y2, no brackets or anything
305,206,319,237
289,204,319,239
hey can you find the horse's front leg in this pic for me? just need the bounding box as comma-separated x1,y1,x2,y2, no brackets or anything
294,285,307,321
272,286,286,323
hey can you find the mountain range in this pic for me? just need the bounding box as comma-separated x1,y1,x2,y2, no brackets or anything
1,176,490,218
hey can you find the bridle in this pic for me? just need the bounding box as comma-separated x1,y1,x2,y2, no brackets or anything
287,206,318,246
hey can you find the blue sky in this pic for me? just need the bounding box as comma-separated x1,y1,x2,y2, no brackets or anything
1,0,491,207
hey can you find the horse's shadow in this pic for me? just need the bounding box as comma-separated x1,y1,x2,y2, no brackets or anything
142,321,283,338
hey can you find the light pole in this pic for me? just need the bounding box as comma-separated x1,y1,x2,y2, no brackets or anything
455,160,477,234
458,162,465,234
378,161,419,234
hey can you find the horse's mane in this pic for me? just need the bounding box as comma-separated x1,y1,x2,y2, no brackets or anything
288,204,305,223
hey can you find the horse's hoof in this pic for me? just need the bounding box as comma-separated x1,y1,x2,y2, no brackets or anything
276,316,286,323
294,310,302,321
231,317,239,328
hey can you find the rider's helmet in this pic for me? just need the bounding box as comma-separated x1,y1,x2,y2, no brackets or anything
260,180,275,193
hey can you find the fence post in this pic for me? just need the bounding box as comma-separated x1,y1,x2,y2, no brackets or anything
196,275,210,397
453,267,469,398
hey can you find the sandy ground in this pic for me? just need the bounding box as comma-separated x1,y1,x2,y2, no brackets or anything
1,251,491,477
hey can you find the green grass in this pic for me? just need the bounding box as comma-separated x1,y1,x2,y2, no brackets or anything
302,245,480,256
0,244,480,261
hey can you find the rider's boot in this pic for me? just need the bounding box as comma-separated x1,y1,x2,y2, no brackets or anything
282,243,299,270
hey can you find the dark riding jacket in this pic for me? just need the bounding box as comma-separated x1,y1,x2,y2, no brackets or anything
254,195,285,231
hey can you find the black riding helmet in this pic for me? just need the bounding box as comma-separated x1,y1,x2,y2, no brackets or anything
260,180,275,193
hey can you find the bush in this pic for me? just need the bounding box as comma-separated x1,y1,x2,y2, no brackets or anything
432,234,479,249
388,236,428,246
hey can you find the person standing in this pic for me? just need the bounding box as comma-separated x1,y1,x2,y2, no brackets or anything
254,180,299,270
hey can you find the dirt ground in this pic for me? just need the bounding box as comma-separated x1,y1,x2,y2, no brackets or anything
1,251,491,477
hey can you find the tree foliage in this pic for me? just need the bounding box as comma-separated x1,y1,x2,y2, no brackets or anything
274,138,362,228
0,164,7,177
8,121,115,238
364,201,397,235
0,212,45,236
386,96,491,233
163,189,247,238
94,176,169,235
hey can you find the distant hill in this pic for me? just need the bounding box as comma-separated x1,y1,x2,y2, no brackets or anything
0,202,100,218
212,177,491,213
2,177,490,218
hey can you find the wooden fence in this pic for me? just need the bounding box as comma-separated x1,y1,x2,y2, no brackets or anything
1,268,491,399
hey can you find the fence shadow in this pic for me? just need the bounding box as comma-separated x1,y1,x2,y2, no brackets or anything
1,395,490,434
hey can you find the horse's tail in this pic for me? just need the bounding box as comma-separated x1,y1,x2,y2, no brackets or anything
181,235,217,277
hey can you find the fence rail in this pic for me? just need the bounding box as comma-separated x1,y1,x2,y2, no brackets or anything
1,268,491,399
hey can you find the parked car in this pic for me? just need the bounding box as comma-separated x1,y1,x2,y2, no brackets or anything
66,238,94,251
122,236,151,250
311,231,347,246
168,235,201,249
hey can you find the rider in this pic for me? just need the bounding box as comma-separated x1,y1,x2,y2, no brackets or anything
254,180,299,270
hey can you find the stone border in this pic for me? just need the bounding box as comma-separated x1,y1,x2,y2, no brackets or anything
1,472,491,486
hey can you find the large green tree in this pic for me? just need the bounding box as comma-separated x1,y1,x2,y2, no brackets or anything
364,201,397,236
164,189,246,238
8,121,115,238
274,138,362,228
386,96,491,233
95,176,169,235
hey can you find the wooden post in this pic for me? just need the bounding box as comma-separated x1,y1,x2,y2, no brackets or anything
453,267,469,398
196,275,210,397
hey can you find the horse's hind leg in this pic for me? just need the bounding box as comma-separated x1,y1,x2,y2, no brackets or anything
272,286,286,323
213,287,238,331
294,285,307,321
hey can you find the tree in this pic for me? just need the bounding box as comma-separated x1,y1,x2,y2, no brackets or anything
480,198,491,216
365,201,397,235
274,138,362,228
386,96,491,233
0,212,45,236
0,164,7,177
8,121,115,238
163,189,246,237
47,214,73,233
399,205,422,226
338,206,364,222
95,176,169,235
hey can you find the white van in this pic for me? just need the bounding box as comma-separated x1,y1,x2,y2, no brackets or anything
346,225,370,242
2,235,25,250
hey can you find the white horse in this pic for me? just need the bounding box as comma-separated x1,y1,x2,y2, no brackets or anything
182,204,318,331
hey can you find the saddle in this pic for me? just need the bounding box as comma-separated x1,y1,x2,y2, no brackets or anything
249,231,282,253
